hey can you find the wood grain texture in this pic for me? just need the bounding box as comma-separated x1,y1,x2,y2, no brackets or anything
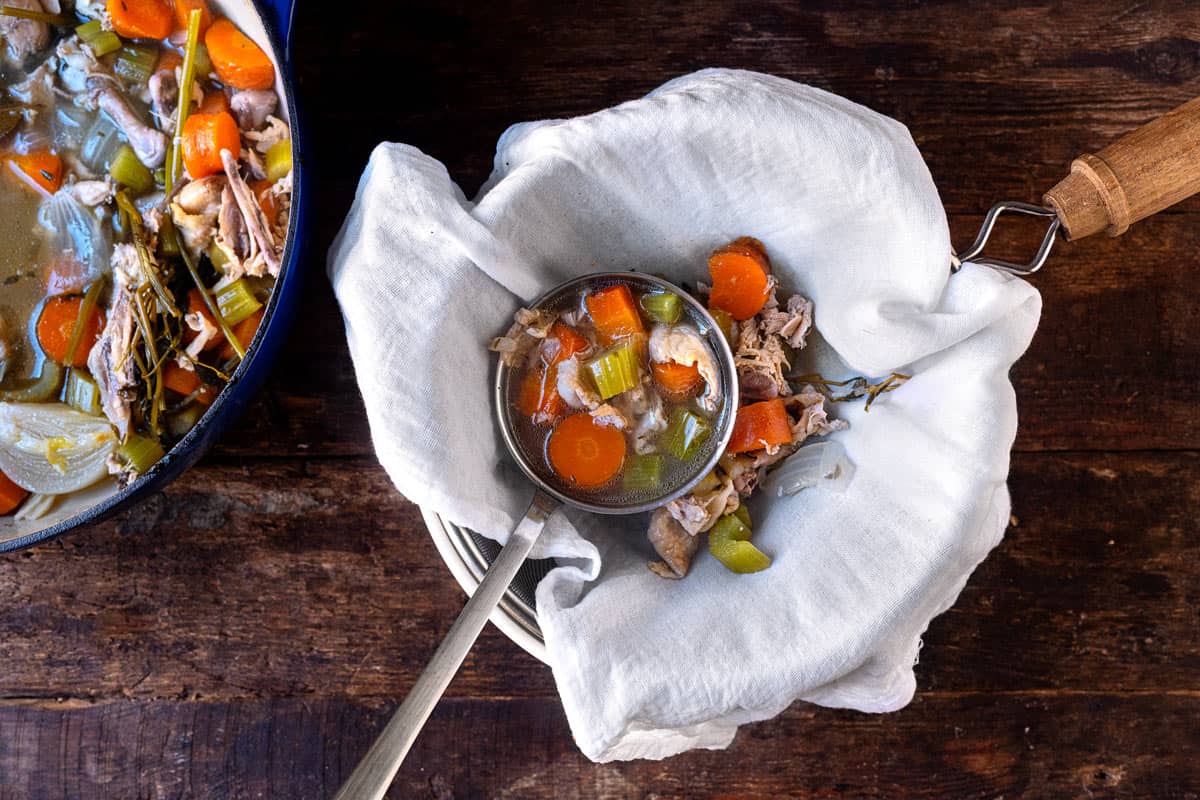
4,0,1200,797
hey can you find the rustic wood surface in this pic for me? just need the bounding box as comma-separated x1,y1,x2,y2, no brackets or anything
4,1,1200,797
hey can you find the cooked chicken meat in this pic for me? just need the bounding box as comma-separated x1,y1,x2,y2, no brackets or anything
667,470,738,535
556,356,603,411
1,0,51,65
647,508,701,579
170,175,225,257
86,76,168,168
86,261,137,439
230,88,278,131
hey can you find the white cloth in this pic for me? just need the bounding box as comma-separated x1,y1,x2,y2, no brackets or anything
327,69,1041,762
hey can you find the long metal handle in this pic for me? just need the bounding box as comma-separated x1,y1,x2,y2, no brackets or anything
332,491,558,800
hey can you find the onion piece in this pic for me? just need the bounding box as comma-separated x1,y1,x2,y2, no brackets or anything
0,403,118,494
766,440,855,497
14,493,57,521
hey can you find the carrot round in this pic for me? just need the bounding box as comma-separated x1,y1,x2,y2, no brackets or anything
180,111,239,179
0,470,29,516
6,150,62,196
585,285,645,346
726,398,793,454
205,19,274,90
708,237,771,321
547,413,626,488
197,88,230,115
651,360,704,402
171,0,212,35
37,295,106,367
107,0,173,39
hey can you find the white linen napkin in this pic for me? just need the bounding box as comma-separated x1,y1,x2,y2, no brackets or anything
327,68,1041,762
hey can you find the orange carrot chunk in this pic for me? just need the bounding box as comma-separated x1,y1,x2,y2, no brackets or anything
585,285,645,346
651,360,704,403
0,470,29,516
6,150,63,196
171,0,212,35
547,413,626,488
205,18,274,90
163,361,202,396
726,398,793,454
197,88,230,115
708,237,772,321
107,0,174,40
545,322,589,365
220,306,264,359
517,363,565,423
36,295,106,367
180,111,240,179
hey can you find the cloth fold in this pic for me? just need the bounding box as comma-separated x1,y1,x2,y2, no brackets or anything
328,68,1041,762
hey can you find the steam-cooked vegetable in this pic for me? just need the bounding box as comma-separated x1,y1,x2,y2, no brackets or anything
0,403,118,494
585,284,645,345
106,0,172,40
114,43,159,84
707,237,771,321
726,398,791,454
109,144,154,193
0,469,29,516
662,407,710,461
37,295,105,367
766,440,855,497
651,360,703,403
75,19,122,57
587,341,640,400
180,111,240,179
114,433,165,475
205,18,274,89
708,512,770,573
6,150,62,195
547,413,626,488
265,138,292,182
64,370,102,416
215,278,262,326
622,453,663,492
640,291,682,325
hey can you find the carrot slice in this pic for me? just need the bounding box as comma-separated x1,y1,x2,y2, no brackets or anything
250,177,277,220
220,306,264,359
651,360,704,403
547,413,626,488
197,88,230,115
708,237,771,321
726,398,793,454
36,295,106,367
107,0,173,40
171,0,212,35
585,285,645,346
163,361,202,396
205,18,274,90
180,111,240,179
0,470,29,516
545,322,589,365
6,150,63,196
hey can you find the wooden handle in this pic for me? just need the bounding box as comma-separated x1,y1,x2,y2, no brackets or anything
1043,96,1200,240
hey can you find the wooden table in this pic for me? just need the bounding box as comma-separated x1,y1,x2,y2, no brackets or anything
3,1,1200,797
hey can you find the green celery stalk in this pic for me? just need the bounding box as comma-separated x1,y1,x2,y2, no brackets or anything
623,453,664,492
75,19,122,57
215,278,262,326
264,139,292,183
733,502,751,529
114,43,159,85
662,408,711,461
116,433,165,475
109,144,154,193
708,513,770,573
587,341,639,400
64,370,102,416
640,291,682,324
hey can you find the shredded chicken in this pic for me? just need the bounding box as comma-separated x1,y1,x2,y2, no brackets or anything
70,178,115,206
184,310,218,361
666,471,738,535
613,375,667,454
86,255,137,439
243,115,288,152
56,37,101,94
647,508,701,579
590,403,629,430
147,69,177,129
10,58,54,113
489,308,558,367
648,323,722,413
86,76,167,167
786,385,848,442
170,175,225,257
1,0,51,65
220,148,280,275
556,357,602,411
735,311,792,401
230,88,278,131
761,294,814,349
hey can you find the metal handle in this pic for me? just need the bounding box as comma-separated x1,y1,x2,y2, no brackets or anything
332,491,559,800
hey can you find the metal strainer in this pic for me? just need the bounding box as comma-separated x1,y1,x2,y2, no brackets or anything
335,272,738,799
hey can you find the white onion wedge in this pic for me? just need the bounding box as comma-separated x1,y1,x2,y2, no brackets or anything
0,403,118,494
766,440,855,497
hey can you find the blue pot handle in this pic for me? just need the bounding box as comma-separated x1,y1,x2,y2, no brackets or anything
260,0,295,56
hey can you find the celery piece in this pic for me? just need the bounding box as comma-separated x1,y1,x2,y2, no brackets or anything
640,291,682,325
623,453,664,492
193,42,212,77
587,341,639,400
733,502,751,529
64,370,102,416
0,360,63,402
75,19,122,57
264,139,292,183
709,308,736,346
207,241,230,271
114,44,159,85
708,513,770,573
158,216,180,258
116,434,165,475
662,408,711,461
216,278,262,326
109,144,153,194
